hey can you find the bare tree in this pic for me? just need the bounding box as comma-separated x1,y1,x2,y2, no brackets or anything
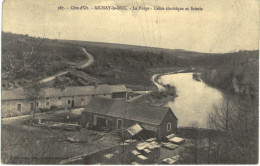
206,97,235,163
207,97,236,133
3,34,45,76
207,95,258,164
178,122,203,164
23,82,45,122
189,122,199,164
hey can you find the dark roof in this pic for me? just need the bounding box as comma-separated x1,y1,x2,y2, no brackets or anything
84,98,177,126
2,84,127,100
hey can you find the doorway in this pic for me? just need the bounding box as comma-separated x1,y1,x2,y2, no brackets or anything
81,98,85,106
17,104,21,111
96,117,107,130
72,100,74,108
117,119,123,129
30,103,34,111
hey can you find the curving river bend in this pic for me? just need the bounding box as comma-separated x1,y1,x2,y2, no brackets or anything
157,72,223,128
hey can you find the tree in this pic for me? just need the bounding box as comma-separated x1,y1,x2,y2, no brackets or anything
207,97,238,163
207,96,258,164
23,82,45,122
3,34,45,77
178,122,208,164
207,97,236,133
190,122,199,164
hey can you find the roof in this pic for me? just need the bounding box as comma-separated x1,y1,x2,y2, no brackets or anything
127,124,143,136
1,84,127,100
84,98,177,126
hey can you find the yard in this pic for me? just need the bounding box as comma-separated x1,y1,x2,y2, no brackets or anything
1,109,120,164
1,108,217,164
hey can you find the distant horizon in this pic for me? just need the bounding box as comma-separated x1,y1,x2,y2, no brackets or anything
3,0,259,54
3,31,259,54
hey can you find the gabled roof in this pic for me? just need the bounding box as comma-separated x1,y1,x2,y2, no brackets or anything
1,84,127,100
84,98,177,126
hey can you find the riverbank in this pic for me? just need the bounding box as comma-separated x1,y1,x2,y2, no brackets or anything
157,72,223,128
134,89,177,106
152,68,195,89
135,68,196,106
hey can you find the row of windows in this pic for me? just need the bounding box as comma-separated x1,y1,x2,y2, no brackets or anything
16,94,124,111
16,98,86,111
43,95,107,106
44,94,107,101
37,98,84,107
17,103,36,111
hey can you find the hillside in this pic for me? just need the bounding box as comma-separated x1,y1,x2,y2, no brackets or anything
61,39,207,58
2,32,87,89
199,50,259,99
2,32,259,96
2,32,207,90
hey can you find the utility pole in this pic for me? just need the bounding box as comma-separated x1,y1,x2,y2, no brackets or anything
120,106,127,164
207,130,211,164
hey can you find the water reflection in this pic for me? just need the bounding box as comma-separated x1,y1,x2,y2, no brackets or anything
159,73,223,128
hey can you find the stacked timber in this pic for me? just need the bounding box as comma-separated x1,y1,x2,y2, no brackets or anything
133,140,161,163
33,121,80,131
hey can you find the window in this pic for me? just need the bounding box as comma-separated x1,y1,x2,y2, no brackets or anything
117,119,123,130
103,94,106,96
68,100,70,104
81,98,84,106
46,98,49,106
92,95,94,97
167,122,171,131
58,97,61,99
37,102,39,107
30,103,34,111
17,104,21,111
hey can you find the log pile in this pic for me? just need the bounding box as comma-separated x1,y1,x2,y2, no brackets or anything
32,121,80,131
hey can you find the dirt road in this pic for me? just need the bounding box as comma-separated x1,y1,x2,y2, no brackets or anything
39,47,94,83
78,47,94,68
1,108,85,125
151,74,166,91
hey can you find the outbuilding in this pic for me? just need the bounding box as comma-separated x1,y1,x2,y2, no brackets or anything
2,84,127,117
80,98,178,141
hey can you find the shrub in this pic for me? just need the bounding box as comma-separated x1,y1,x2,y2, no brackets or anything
50,105,59,111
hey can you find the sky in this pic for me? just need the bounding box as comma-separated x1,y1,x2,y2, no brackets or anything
2,0,259,53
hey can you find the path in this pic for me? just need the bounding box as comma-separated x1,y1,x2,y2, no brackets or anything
150,70,190,92
1,108,84,124
78,48,94,68
150,74,166,91
39,47,94,84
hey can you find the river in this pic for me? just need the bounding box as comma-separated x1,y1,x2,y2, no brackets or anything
158,72,223,128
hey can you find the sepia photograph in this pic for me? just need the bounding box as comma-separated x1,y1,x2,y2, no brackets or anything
1,0,259,164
